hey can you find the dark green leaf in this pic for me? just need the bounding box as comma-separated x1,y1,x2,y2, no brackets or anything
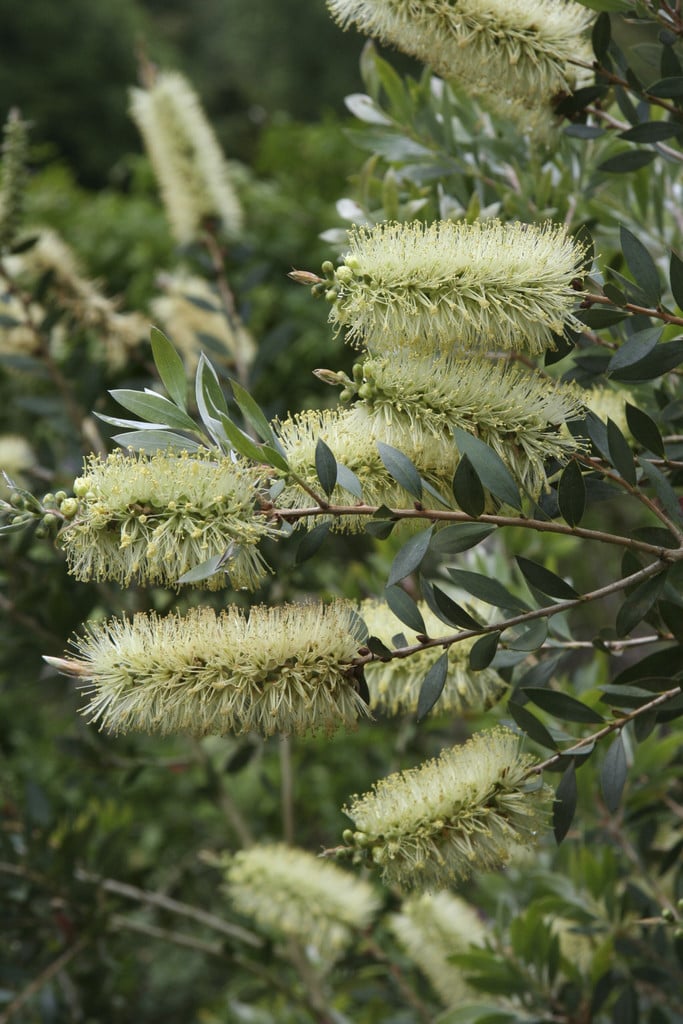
612,645,683,686
431,523,495,555
647,76,683,97
448,568,529,612
625,403,665,455
603,282,627,306
558,459,586,526
592,12,611,60
522,687,604,723
620,226,661,306
150,327,188,411
387,527,433,587
416,653,449,722
661,40,682,78
111,430,202,453
639,459,683,523
109,389,200,434
670,250,683,310
366,635,392,659
659,600,683,643
336,462,363,499
469,631,500,670
365,519,396,539
516,556,579,600
634,709,657,741
601,732,627,812
314,438,337,497
217,413,265,464
420,476,452,508
377,442,422,499
607,418,637,485
384,585,426,634
564,124,605,139
619,121,683,142
453,428,521,509
452,454,485,517
598,151,656,173
607,326,662,372
554,763,578,844
230,379,276,445
295,522,331,564
574,225,595,273
507,701,558,750
504,618,548,651
611,339,683,382
431,584,481,630
616,572,667,637
575,307,630,328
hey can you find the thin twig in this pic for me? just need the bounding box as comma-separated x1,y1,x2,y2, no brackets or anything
0,937,88,1024
580,289,683,328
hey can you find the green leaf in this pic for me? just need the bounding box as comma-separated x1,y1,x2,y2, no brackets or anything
575,307,630,329
111,430,202,453
109,389,200,434
365,519,396,539
431,522,495,555
453,428,521,509
516,556,579,600
314,438,337,498
217,413,265,464
295,522,331,564
554,763,577,844
195,354,229,447
610,339,683,383
469,631,500,670
366,635,392,659
639,459,683,523
607,326,662,373
620,226,661,306
592,12,611,61
177,552,226,585
616,572,667,637
507,701,558,750
431,584,481,630
574,224,595,273
647,75,683,97
336,462,363,499
607,418,637,485
601,732,627,812
452,454,486,516
384,585,426,635
522,687,604,723
598,151,656,173
558,459,586,527
344,92,393,125
416,653,449,722
377,442,422,499
448,568,529,612
670,250,683,310
618,121,683,143
230,379,276,446
625,403,665,456
150,326,188,410
386,526,433,587
612,645,683,686
504,618,548,651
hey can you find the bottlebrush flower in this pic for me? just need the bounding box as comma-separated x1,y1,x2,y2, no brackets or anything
129,71,244,245
345,352,587,496
47,600,370,737
58,449,278,591
225,843,380,963
322,220,585,354
360,599,506,717
390,891,486,1006
326,0,593,112
343,727,552,889
0,110,28,252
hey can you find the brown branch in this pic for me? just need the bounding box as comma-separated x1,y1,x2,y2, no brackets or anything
580,289,683,328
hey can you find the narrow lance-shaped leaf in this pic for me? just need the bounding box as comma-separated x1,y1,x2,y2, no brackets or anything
522,687,604,723
431,523,495,555
452,454,485,517
315,438,338,498
601,732,627,812
150,326,188,410
615,571,667,637
453,428,521,509
554,763,577,844
384,585,426,635
336,462,363,499
670,250,683,310
109,389,199,434
607,418,637,485
387,527,433,587
448,568,529,612
111,430,203,453
639,460,683,524
516,556,579,600
620,225,661,306
431,584,481,630
416,653,449,723
507,701,557,751
558,459,585,527
625,403,664,456
377,442,422,499
230,379,276,446
469,631,500,670
295,522,331,564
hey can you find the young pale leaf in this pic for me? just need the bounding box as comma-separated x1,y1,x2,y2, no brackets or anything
452,454,485,517
554,763,578,844
386,526,433,587
607,418,637,485
111,430,203,453
431,523,495,555
516,556,579,600
177,552,226,585
639,460,683,523
601,732,627,812
670,250,683,310
384,585,426,635
416,653,449,723
336,462,364,499
615,571,667,637
109,389,199,434
230,379,276,446
620,226,661,306
150,326,188,410
507,701,557,750
295,522,331,564
625,403,665,456
469,631,500,670
558,459,586,527
195,355,229,447
448,568,529,612
453,428,521,509
431,584,481,630
377,442,422,499
522,687,604,724
314,438,338,498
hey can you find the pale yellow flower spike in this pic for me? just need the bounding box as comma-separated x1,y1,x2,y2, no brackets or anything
50,600,370,738
225,843,380,965
343,727,552,889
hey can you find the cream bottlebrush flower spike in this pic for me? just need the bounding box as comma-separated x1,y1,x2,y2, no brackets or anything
0,110,29,252
343,727,552,889
340,353,587,497
390,891,486,1006
225,844,380,963
129,71,244,245
360,599,507,717
320,220,585,355
47,600,370,737
58,449,279,591
275,404,459,531
327,0,593,111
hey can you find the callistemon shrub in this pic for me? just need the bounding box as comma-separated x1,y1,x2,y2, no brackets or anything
58,449,279,591
46,601,370,737
326,0,593,113
224,844,380,964
317,219,585,353
343,727,552,889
